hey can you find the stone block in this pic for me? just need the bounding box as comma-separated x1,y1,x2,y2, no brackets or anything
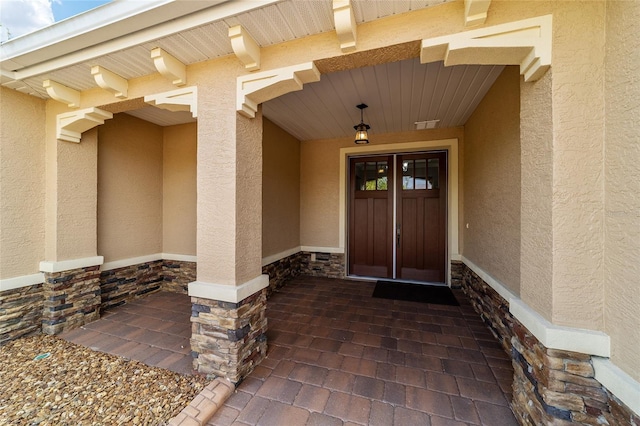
564,360,594,378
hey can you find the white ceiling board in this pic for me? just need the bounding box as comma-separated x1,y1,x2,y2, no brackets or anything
263,58,505,142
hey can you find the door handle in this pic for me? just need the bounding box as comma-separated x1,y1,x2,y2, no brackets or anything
396,223,401,247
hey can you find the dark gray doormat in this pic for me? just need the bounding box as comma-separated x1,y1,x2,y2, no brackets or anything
372,281,460,306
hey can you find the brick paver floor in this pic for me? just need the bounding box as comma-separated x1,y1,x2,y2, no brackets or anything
59,276,518,425
208,276,518,425
60,290,194,375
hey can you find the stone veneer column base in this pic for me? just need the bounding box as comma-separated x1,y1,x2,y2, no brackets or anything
190,289,267,384
460,264,640,426
43,266,101,335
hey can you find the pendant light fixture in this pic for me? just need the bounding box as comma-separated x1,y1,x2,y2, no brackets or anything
353,103,370,144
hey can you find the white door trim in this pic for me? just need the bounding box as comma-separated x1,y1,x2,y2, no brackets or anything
339,138,459,285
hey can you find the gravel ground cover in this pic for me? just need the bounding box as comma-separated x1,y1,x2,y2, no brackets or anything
0,335,208,425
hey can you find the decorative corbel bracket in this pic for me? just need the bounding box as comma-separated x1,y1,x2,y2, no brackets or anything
333,0,357,53
237,62,320,118
57,107,113,143
464,0,491,26
229,25,261,71
43,79,81,108
145,86,198,117
91,65,128,98
151,47,186,86
421,14,552,82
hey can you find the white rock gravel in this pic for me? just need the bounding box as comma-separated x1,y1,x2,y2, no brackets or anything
0,335,208,425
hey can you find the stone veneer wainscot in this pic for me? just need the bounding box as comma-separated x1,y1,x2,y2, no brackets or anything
300,252,345,279
100,260,164,311
460,263,640,426
0,283,44,345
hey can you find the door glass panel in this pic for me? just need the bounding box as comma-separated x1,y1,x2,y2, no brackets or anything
414,159,427,189
366,162,377,190
355,162,366,191
402,160,414,190
376,161,388,190
427,158,439,189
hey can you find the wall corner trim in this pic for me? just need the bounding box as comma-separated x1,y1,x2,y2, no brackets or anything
593,357,640,417
39,256,104,273
188,275,269,303
0,273,45,292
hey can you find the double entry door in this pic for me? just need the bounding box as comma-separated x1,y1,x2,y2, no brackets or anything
348,151,447,283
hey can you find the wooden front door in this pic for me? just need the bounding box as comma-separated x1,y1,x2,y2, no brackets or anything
396,152,447,283
348,152,447,283
348,156,394,278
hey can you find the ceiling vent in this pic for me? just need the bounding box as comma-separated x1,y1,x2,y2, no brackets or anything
415,120,440,130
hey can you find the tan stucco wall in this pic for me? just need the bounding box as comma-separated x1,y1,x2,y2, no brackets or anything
301,128,464,249
44,101,99,262
163,123,197,256
517,2,607,332
262,118,300,258
97,113,163,262
463,66,520,295
0,88,46,278
603,0,640,383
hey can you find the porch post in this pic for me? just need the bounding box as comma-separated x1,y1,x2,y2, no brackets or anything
40,101,104,334
189,72,267,383
516,3,611,422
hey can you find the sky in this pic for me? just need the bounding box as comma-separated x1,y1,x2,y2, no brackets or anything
1,0,111,43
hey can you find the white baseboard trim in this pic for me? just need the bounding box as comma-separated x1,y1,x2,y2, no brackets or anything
300,246,344,254
162,253,197,263
593,357,640,417
101,253,197,271
509,298,610,357
188,274,269,303
262,246,302,267
40,256,104,273
462,255,610,357
0,273,45,292
101,253,163,271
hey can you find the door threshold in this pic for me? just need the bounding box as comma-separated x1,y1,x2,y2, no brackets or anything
347,275,448,287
